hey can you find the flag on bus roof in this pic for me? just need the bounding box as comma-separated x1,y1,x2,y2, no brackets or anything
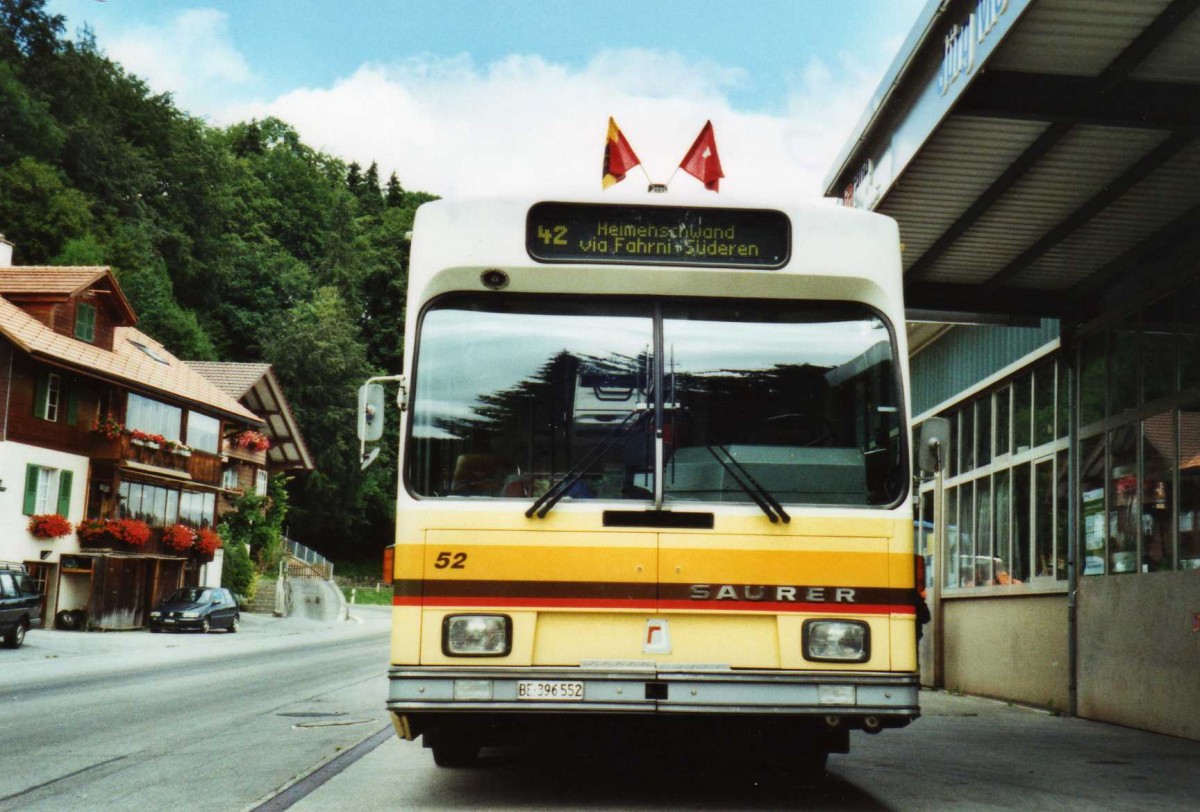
602,117,641,189
679,120,724,192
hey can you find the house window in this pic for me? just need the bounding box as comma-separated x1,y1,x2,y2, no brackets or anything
126,393,181,442
255,469,269,497
127,338,170,364
178,489,216,528
34,373,61,422
23,464,73,516
187,412,220,454
75,301,96,342
222,467,239,491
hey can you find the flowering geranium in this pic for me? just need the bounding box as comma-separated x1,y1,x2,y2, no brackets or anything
233,430,271,452
111,518,151,546
28,513,73,539
162,523,196,552
94,414,125,441
195,529,222,556
76,518,111,543
129,429,168,445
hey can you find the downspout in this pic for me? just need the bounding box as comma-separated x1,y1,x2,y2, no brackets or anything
1066,336,1078,717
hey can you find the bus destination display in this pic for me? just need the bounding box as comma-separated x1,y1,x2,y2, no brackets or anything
527,202,790,269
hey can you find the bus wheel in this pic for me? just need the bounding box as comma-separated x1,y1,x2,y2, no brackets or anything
431,739,480,768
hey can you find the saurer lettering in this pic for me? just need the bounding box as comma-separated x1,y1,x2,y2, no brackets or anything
689,584,857,603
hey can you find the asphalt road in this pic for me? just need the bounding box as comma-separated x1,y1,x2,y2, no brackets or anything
298,689,1200,811
6,605,1200,811
0,605,392,812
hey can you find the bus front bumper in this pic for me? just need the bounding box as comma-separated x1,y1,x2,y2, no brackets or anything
387,666,919,724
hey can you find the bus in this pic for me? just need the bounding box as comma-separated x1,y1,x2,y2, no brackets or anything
359,195,923,770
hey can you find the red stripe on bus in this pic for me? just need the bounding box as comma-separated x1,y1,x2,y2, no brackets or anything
393,595,915,615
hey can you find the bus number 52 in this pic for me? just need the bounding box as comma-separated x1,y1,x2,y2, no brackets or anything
434,552,467,569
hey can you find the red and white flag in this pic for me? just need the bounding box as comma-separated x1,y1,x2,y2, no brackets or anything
602,117,641,189
678,120,724,192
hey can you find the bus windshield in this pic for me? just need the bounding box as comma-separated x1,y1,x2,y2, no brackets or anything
407,295,906,507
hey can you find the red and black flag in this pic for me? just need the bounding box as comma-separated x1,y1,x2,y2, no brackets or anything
602,117,641,189
679,120,724,192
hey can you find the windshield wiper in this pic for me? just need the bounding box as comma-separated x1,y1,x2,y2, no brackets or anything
526,408,651,519
705,445,791,524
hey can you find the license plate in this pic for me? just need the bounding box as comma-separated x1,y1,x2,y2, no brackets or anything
517,681,584,701
163,619,175,624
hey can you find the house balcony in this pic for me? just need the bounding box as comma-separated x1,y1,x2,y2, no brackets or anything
77,525,216,562
222,437,267,465
89,434,223,486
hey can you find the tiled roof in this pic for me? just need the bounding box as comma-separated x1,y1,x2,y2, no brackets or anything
187,361,315,471
0,267,107,294
0,266,137,323
185,361,273,399
0,296,261,424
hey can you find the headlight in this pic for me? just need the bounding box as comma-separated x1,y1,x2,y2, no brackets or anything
442,614,511,657
803,620,870,663
181,611,200,619
150,611,161,618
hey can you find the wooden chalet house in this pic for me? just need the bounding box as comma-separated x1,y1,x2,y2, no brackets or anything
0,237,270,630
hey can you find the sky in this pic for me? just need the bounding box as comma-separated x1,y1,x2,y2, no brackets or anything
46,0,928,200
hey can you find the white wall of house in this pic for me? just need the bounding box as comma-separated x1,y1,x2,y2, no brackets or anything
200,548,224,588
0,439,89,564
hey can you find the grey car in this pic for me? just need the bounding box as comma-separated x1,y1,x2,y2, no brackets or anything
148,587,239,633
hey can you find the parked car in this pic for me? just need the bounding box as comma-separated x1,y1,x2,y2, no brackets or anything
1,563,42,648
148,587,239,633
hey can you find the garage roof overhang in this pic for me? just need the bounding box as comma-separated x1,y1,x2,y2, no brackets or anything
825,0,1200,327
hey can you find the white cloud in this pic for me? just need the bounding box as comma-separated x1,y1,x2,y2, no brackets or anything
99,5,890,201
219,47,888,201
103,9,255,116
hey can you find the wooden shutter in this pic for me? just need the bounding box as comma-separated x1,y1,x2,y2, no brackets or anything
33,373,49,419
57,470,74,516
23,464,39,515
66,380,79,426
75,302,96,342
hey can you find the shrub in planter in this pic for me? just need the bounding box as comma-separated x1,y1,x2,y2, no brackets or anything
162,523,196,552
29,513,73,539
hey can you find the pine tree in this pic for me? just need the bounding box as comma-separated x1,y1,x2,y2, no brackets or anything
384,172,405,208
345,161,362,196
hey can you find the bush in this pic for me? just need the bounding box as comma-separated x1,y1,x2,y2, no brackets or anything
220,524,257,602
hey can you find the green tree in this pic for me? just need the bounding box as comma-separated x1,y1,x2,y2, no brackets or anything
384,172,404,208
0,157,93,262
261,287,389,556
218,523,258,601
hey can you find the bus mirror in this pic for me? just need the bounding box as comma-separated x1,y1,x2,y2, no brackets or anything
358,383,386,443
918,417,951,475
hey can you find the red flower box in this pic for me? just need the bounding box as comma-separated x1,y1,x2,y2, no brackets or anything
162,524,196,552
233,430,271,452
29,513,73,539
196,529,222,556
112,518,151,546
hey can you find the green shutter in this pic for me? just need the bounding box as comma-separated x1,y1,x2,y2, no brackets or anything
66,381,78,426
56,470,73,516
23,464,39,515
33,373,49,419
75,302,96,342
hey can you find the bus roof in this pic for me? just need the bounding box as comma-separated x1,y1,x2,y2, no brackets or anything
405,195,905,329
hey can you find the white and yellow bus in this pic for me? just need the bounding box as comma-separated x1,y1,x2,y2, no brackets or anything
360,195,922,769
